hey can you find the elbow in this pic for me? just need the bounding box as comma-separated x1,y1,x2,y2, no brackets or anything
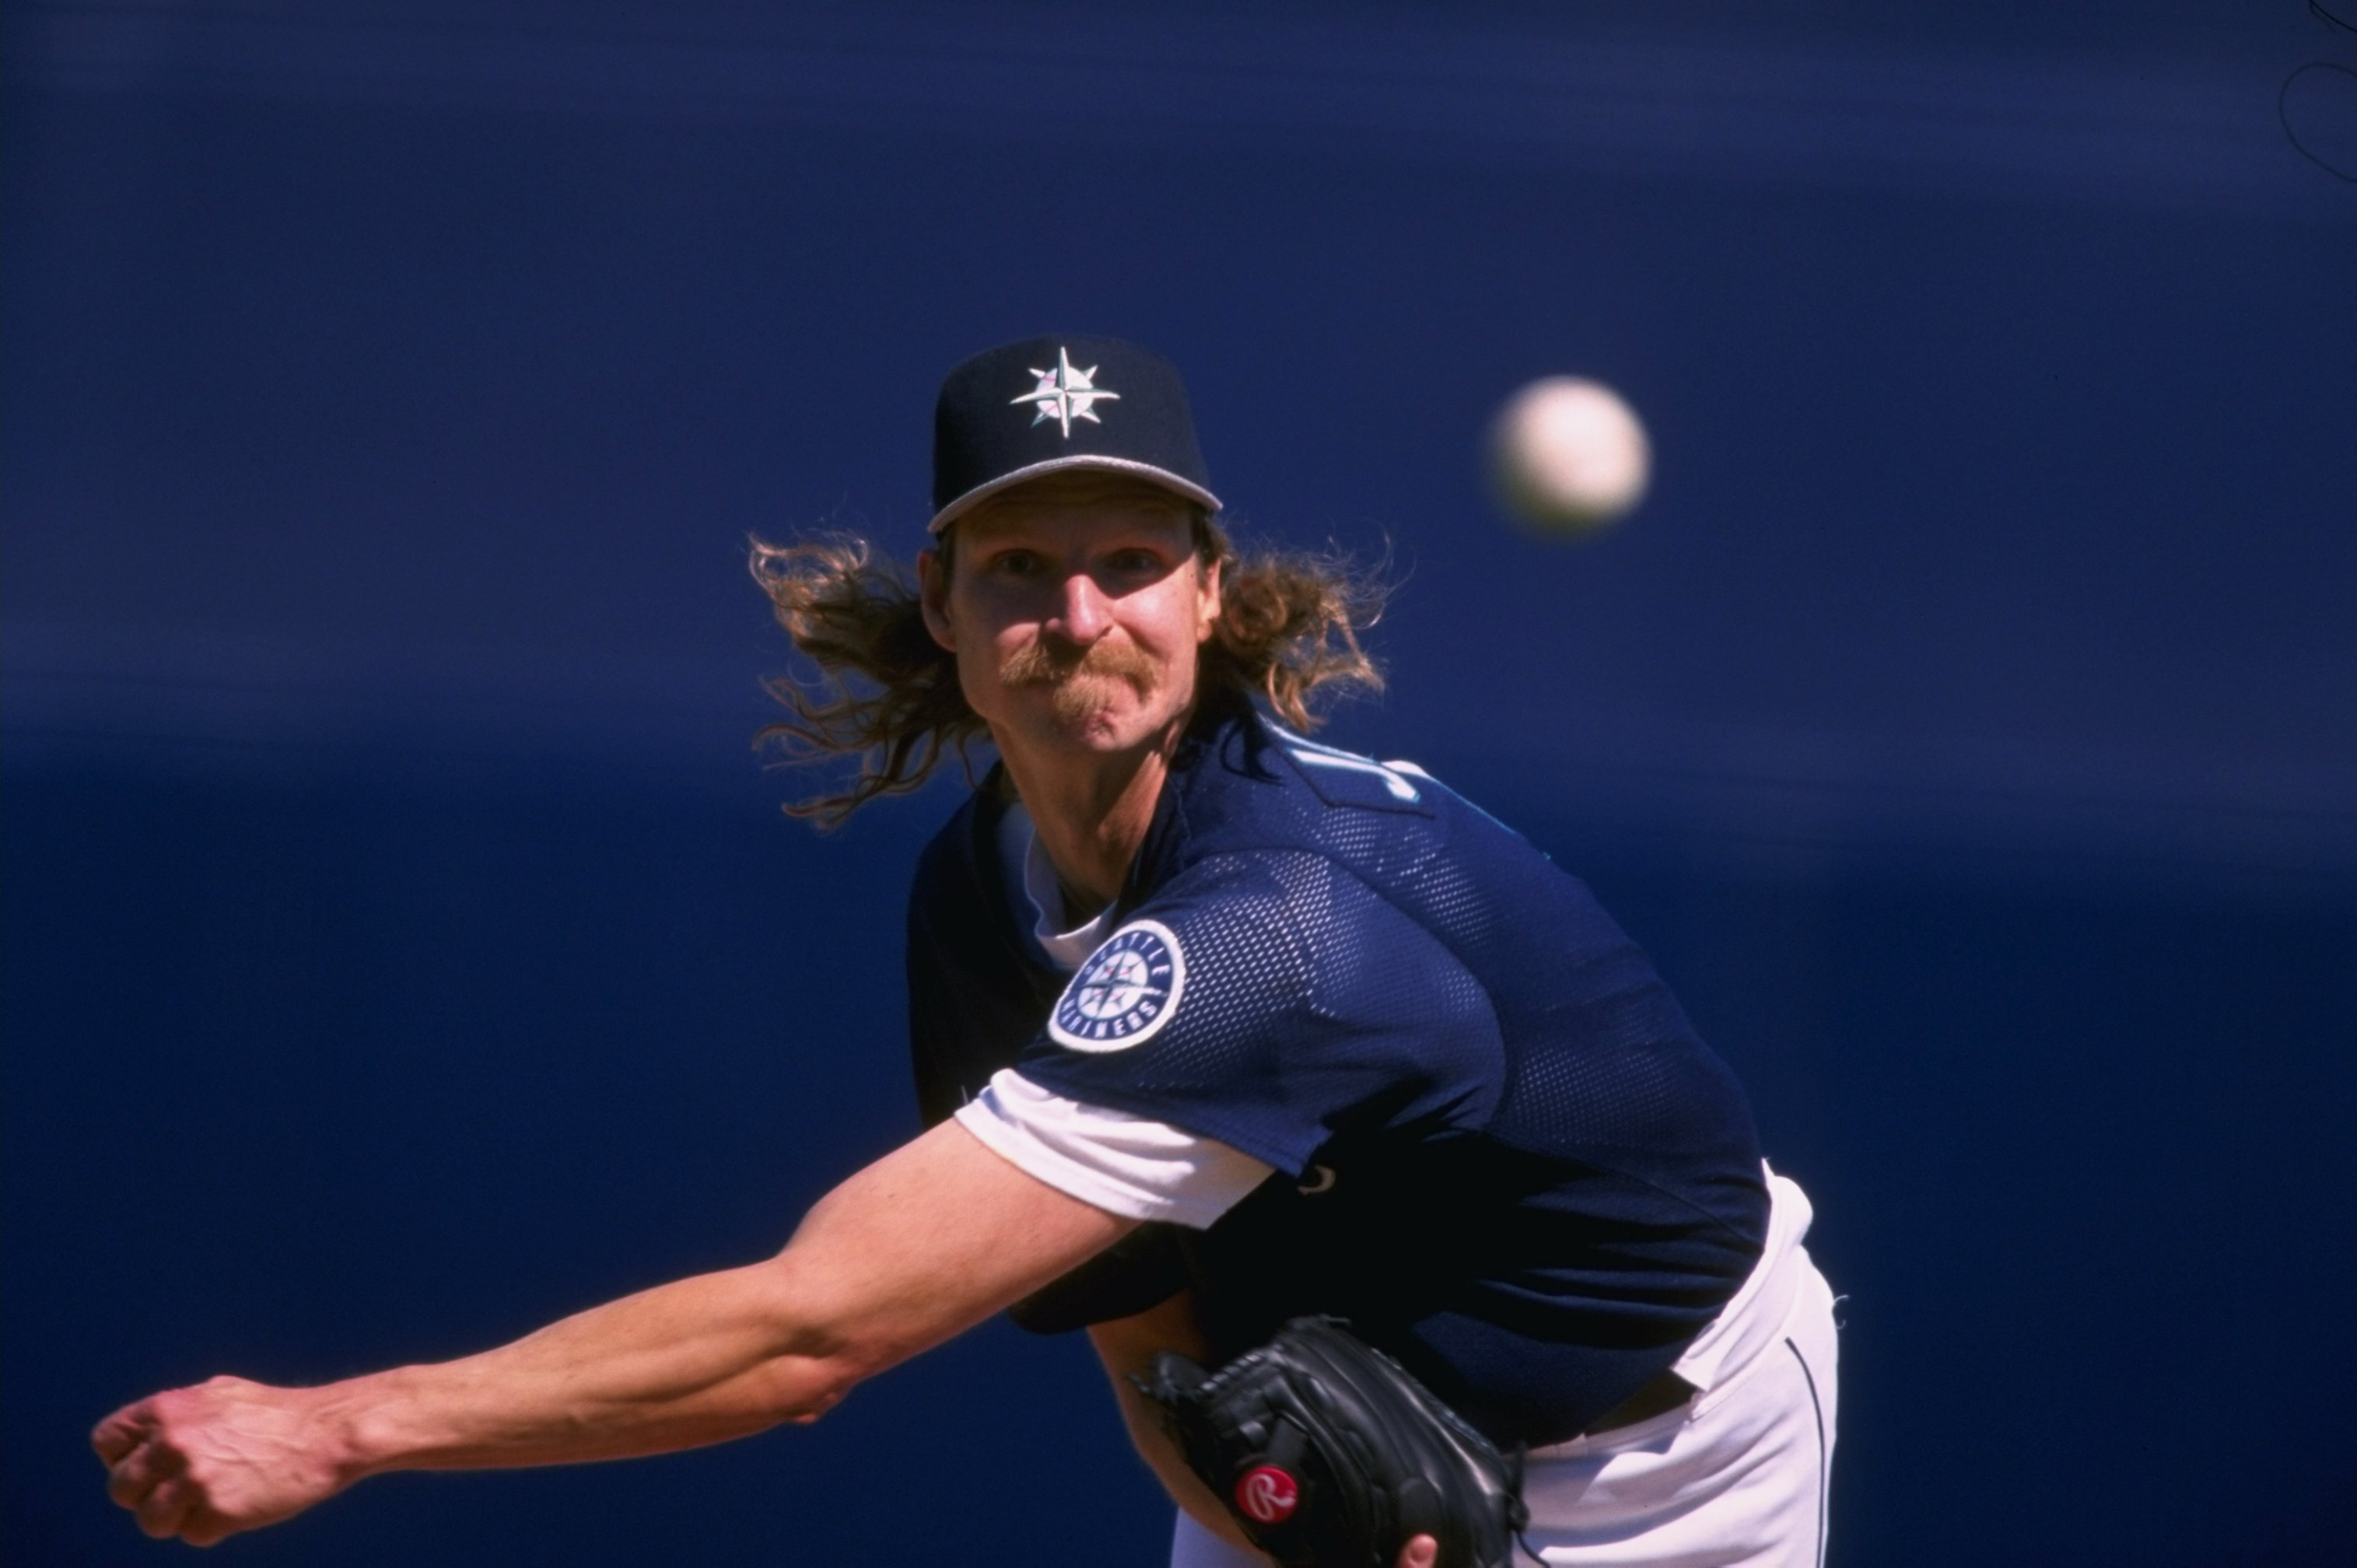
744,1265,907,1427
769,1365,858,1427
741,1337,870,1430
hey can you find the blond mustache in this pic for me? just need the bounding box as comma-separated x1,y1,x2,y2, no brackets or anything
999,639,1159,690
1000,639,1161,723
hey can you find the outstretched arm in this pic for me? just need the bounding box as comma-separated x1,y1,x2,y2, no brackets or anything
93,1118,1136,1546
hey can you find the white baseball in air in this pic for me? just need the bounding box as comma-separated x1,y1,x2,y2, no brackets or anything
1488,376,1651,534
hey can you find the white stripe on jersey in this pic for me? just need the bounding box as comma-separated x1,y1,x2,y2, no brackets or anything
954,1068,1275,1229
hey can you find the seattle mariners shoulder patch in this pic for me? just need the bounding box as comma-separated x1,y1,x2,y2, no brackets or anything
1049,919,1187,1053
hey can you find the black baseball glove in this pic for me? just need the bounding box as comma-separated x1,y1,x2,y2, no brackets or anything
1133,1316,1530,1568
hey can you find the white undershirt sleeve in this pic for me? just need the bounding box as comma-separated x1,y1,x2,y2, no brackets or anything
953,1068,1276,1229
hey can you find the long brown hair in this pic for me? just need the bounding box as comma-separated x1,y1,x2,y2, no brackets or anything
751,507,1386,826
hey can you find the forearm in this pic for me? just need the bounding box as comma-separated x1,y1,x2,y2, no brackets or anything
1088,1297,1270,1561
96,1121,1134,1546
1106,1360,1269,1559
342,1119,1134,1477
327,1258,853,1481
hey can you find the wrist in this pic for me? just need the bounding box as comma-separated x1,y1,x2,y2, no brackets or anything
309,1367,419,1483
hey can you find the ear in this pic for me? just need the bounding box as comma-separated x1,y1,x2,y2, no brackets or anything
918,547,957,653
1195,552,1224,645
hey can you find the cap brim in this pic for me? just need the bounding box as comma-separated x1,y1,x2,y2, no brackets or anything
929,455,1223,534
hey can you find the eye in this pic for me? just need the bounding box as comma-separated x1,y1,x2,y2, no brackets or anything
988,549,1045,577
1106,548,1167,574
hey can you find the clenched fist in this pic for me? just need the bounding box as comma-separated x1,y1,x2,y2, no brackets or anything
92,1376,353,1546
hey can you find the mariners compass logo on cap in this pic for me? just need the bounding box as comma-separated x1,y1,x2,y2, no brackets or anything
929,334,1222,533
1012,348,1119,437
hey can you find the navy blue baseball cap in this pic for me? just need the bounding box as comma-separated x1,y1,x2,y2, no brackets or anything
929,334,1223,533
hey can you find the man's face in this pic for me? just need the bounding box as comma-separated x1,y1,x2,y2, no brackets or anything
920,477,1222,760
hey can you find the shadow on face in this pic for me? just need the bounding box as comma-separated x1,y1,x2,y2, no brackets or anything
925,471,1224,751
939,471,1211,586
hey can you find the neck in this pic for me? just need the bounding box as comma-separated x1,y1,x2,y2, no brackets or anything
996,712,1192,919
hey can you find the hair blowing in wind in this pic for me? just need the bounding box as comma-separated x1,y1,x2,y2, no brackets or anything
750,517,1388,827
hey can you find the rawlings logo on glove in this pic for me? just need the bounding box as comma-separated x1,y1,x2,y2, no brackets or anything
1134,1316,1531,1568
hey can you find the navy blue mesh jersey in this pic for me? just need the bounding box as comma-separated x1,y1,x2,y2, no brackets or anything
906,702,1768,1446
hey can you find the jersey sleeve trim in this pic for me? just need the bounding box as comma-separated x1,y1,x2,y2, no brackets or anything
951,1068,1275,1230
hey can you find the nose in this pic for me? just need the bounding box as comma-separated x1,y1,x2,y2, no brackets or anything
1045,569,1113,646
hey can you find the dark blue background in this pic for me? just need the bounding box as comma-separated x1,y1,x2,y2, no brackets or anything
6,3,2355,1564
